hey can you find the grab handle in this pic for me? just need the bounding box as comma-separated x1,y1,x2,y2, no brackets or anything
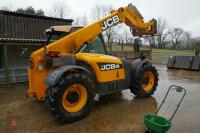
155,85,186,121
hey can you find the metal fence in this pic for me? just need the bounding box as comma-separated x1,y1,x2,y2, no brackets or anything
0,67,28,85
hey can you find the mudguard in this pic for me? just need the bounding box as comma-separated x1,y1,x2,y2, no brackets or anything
131,58,152,78
45,65,90,86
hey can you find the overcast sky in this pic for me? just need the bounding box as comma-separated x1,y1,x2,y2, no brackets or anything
0,0,199,37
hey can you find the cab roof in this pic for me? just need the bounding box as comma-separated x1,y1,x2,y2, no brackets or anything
45,25,83,34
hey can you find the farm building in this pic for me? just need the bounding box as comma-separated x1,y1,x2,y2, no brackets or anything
0,10,73,85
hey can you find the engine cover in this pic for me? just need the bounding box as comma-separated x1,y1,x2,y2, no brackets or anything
75,53,125,82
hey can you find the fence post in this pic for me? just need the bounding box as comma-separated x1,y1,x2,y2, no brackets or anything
150,43,152,60
121,40,124,51
3,43,9,88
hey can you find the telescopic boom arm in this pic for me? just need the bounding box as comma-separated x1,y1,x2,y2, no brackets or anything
33,3,157,56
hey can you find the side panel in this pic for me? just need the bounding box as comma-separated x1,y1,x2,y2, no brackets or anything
96,79,129,95
75,53,126,82
28,55,77,100
28,67,52,100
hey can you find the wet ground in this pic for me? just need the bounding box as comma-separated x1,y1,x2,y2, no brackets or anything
0,65,200,133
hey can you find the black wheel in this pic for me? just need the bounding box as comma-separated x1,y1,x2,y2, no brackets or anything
130,64,158,97
45,73,95,123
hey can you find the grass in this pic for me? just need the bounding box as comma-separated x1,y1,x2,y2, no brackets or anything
106,45,195,63
152,49,195,63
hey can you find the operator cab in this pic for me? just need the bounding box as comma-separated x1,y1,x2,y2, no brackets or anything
79,36,107,55
45,25,107,55
45,25,83,40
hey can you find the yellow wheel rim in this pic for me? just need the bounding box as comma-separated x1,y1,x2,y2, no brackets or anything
62,84,88,113
141,71,155,91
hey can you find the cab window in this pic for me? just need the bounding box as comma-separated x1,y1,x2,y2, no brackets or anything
81,37,107,54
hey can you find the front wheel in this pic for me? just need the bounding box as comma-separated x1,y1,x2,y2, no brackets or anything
130,64,159,97
45,73,95,123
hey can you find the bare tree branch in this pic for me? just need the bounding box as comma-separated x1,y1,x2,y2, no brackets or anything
157,18,170,48
169,27,185,49
145,18,170,49
73,15,88,26
48,0,71,19
91,4,116,49
91,5,113,21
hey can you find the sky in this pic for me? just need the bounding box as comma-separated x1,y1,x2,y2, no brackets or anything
0,0,200,37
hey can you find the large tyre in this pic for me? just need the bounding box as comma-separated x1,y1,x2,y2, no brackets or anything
45,73,95,123
130,64,158,97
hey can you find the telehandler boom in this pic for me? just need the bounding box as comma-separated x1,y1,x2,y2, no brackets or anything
28,4,158,123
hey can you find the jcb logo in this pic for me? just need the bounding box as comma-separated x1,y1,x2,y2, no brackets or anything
101,15,120,31
98,63,122,71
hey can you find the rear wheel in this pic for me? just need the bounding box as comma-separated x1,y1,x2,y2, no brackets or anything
130,64,158,97
45,73,95,123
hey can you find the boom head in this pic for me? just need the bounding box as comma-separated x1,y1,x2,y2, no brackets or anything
131,19,157,36
121,3,157,36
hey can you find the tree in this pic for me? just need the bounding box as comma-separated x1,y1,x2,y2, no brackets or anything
15,6,45,16
169,27,185,49
105,27,117,45
145,18,170,49
48,0,71,19
156,18,170,49
91,4,116,51
145,36,156,48
184,31,192,50
35,9,45,16
116,26,134,45
15,8,24,13
24,6,35,15
124,28,131,44
91,5,112,21
73,15,88,26
190,39,200,50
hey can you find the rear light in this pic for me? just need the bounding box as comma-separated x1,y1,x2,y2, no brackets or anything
48,51,61,58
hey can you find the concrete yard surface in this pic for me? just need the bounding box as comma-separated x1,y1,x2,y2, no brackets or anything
0,65,200,133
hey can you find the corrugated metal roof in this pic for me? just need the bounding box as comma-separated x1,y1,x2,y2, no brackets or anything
0,10,73,40
0,38,47,44
0,10,73,23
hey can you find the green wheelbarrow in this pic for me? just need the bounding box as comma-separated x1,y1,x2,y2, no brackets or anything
143,85,186,133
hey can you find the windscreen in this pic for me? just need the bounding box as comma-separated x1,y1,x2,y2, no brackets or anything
80,36,107,55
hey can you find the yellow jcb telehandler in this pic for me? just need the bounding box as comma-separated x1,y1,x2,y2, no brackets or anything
27,4,158,123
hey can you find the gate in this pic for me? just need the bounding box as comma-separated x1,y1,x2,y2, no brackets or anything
0,67,28,85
